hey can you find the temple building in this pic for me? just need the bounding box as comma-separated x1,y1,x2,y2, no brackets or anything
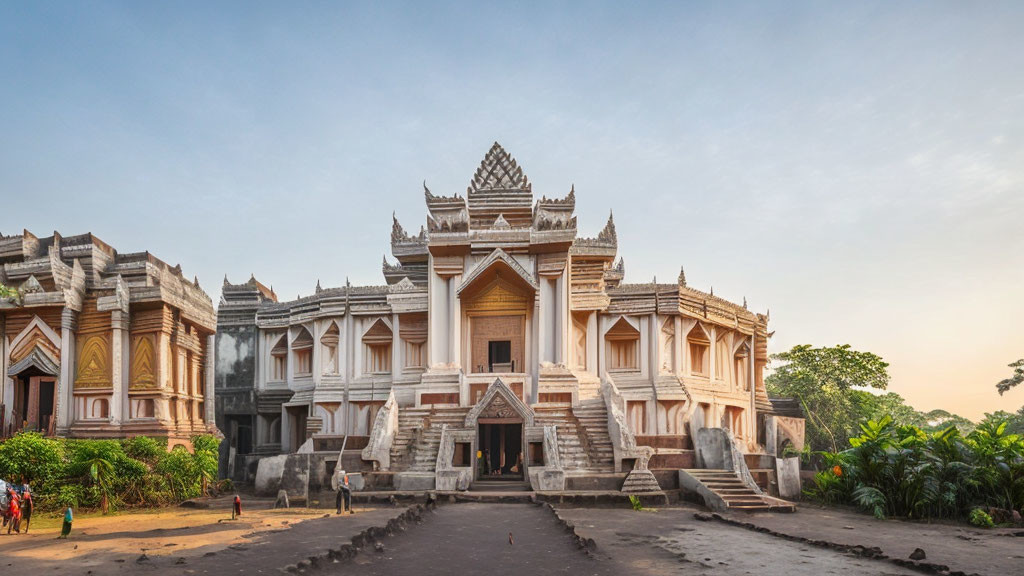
0,231,217,444
216,143,803,500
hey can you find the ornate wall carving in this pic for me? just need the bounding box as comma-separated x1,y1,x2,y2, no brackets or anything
130,334,157,390
75,334,111,388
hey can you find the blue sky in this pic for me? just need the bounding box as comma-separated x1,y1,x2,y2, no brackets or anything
2,1,1023,419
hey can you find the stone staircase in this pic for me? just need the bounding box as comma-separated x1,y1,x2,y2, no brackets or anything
571,399,615,472
680,469,795,512
395,406,470,473
534,406,590,472
389,407,431,470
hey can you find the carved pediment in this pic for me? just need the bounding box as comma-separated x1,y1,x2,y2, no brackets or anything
465,378,534,427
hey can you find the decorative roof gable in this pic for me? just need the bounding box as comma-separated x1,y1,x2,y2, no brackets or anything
457,248,539,295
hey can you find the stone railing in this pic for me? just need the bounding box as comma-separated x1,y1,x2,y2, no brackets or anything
360,389,398,471
601,375,654,473
526,424,566,491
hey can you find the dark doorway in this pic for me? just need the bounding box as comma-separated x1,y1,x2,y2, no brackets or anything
488,340,512,372
13,374,57,433
478,422,523,480
38,381,55,433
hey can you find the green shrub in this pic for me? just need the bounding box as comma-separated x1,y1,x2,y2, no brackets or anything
0,432,65,488
54,484,85,510
808,414,1024,524
0,432,222,512
122,436,165,463
969,508,995,528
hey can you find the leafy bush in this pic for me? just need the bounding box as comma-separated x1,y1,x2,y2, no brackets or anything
969,508,995,527
0,432,65,490
122,436,165,463
0,432,220,513
807,415,1024,523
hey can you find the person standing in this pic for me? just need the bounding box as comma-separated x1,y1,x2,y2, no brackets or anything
336,472,352,515
20,491,32,534
58,507,72,539
6,491,21,534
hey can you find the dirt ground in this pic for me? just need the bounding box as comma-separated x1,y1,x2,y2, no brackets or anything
0,497,407,575
557,505,922,576
719,504,1024,576
2,498,1020,575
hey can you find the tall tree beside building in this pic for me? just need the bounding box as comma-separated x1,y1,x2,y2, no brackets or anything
766,344,890,452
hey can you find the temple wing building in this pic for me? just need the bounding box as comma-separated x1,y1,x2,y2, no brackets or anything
0,231,217,444
216,143,804,495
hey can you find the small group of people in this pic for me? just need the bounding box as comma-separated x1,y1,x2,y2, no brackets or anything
0,479,34,535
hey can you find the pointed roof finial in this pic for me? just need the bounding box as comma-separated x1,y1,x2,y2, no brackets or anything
316,279,322,293
743,296,748,309
597,210,617,244
223,274,230,286
423,180,434,199
678,266,686,286
710,286,714,296
193,275,200,287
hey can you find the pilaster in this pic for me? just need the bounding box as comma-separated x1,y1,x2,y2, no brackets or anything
56,309,78,433
110,310,127,427
391,313,401,375
205,334,217,431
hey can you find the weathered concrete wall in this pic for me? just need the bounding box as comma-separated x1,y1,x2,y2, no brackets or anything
694,427,730,470
776,456,802,500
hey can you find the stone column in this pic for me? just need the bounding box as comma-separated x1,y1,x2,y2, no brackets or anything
450,276,462,368
205,334,217,431
280,406,291,453
708,326,717,381
538,278,552,364
110,310,127,426
56,310,77,432
391,313,401,379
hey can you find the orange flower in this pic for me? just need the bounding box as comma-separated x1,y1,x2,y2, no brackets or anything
832,465,843,477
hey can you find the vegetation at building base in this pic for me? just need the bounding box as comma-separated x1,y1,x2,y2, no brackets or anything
0,433,220,514
805,415,1024,522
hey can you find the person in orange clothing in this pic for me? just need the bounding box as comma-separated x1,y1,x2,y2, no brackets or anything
6,489,21,534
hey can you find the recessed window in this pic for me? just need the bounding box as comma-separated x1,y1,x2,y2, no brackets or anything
687,324,710,377
606,317,640,371
270,334,288,380
321,322,340,375
362,319,393,375
488,340,512,372
292,328,313,376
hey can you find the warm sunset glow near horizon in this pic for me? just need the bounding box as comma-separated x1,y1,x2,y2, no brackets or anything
2,2,1022,420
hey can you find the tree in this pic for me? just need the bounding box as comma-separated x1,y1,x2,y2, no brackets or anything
996,359,1024,395
767,344,890,452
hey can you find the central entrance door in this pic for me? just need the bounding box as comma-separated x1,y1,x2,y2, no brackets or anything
477,421,523,480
